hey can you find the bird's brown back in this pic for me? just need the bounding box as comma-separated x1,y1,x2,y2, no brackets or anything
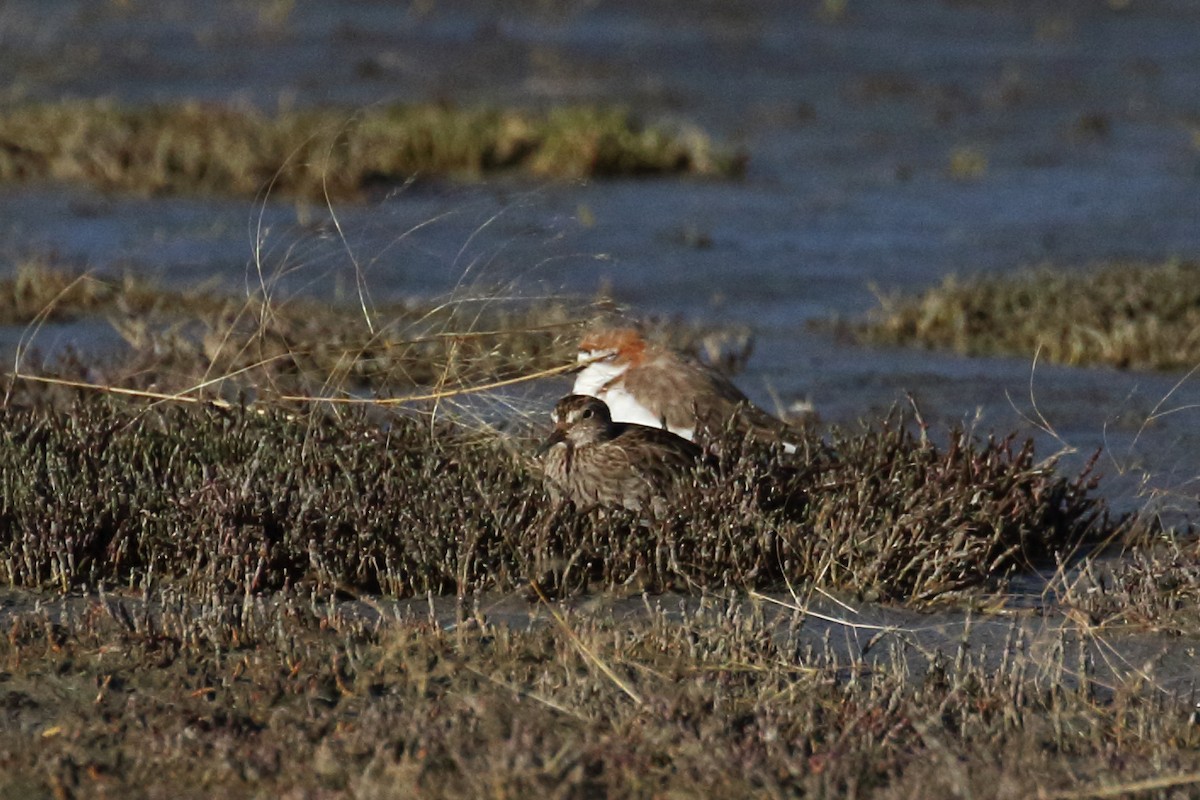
622,350,796,443
543,417,702,514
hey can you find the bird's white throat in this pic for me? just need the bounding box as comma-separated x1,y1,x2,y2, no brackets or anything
571,357,628,397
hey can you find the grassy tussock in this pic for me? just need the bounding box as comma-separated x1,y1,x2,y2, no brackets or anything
1067,534,1200,634
0,592,1196,798
0,397,1124,604
4,260,589,400
4,262,756,406
0,100,742,199
853,260,1200,371
0,259,227,325
94,298,582,400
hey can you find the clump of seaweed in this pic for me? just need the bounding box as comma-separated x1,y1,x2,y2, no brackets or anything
0,100,743,200
0,395,1125,604
850,260,1200,371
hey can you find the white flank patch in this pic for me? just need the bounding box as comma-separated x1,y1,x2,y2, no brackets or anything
600,387,671,431
571,359,627,397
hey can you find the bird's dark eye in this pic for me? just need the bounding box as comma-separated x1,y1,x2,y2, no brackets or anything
581,408,594,419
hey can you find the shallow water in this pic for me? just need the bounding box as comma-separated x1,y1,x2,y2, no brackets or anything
2,0,1200,519
3,586,1196,702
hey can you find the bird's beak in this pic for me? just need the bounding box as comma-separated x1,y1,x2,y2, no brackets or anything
536,427,567,455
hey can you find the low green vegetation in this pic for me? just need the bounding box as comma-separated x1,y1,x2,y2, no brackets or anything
853,260,1200,371
0,100,742,200
0,395,1124,603
1,262,1197,798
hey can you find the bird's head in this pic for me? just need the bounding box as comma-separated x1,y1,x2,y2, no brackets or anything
576,326,648,370
539,394,615,451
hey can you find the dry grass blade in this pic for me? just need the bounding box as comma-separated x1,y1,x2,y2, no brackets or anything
1039,771,1200,799
530,580,644,707
8,359,582,409
7,371,219,405
748,590,906,635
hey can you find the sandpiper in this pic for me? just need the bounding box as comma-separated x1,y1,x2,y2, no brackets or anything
540,394,702,516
